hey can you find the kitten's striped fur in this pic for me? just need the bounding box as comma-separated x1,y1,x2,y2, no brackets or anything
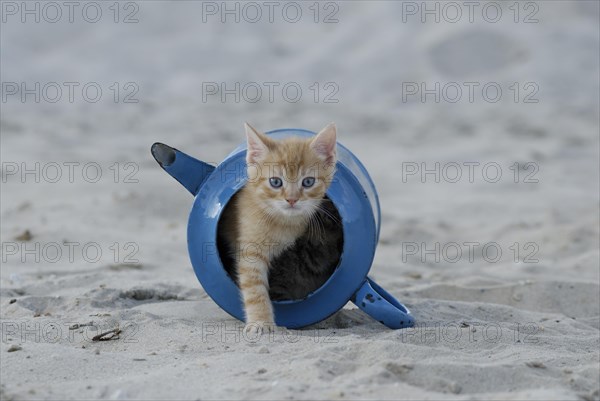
219,123,337,333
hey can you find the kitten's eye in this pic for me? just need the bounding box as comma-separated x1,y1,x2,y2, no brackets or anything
269,177,283,188
302,177,315,188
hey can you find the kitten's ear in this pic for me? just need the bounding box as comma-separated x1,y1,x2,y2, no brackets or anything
245,123,270,163
311,123,337,165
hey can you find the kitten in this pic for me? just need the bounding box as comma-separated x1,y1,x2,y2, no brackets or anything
218,123,337,333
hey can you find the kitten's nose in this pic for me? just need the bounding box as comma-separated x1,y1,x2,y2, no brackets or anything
286,198,298,207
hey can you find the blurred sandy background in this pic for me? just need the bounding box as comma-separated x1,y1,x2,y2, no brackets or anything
1,1,599,400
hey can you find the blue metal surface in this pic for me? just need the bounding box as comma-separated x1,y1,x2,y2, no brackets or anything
151,143,215,195
151,128,414,329
353,278,414,329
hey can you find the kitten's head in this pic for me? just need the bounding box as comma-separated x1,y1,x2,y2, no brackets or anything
244,123,337,220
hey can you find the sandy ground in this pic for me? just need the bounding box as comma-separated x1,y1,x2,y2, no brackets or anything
1,1,599,400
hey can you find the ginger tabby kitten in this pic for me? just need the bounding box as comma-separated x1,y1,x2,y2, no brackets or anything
220,123,337,333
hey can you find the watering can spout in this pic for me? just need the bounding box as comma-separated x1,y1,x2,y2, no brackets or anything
151,142,215,196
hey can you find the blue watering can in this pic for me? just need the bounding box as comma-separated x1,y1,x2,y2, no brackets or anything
151,128,414,329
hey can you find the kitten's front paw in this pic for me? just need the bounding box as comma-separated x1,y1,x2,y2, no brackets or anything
243,321,276,336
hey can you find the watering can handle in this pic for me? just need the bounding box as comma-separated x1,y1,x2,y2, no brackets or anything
352,277,414,329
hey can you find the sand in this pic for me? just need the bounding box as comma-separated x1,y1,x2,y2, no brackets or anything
1,1,599,400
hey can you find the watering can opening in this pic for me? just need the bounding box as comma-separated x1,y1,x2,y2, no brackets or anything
215,189,345,303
